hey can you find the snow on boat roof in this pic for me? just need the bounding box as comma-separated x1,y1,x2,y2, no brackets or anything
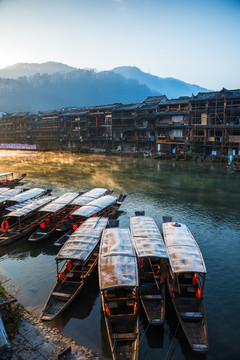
0,188,10,194
99,228,138,290
72,195,117,217
130,216,168,259
54,192,79,204
5,196,56,218
162,222,206,274
9,188,45,203
56,217,108,261
39,192,79,213
0,188,22,203
71,188,108,206
0,172,13,177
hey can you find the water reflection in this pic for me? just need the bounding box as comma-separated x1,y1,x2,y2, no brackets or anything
0,151,240,359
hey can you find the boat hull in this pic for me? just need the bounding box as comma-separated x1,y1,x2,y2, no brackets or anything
41,249,99,321
102,291,139,360
167,282,209,352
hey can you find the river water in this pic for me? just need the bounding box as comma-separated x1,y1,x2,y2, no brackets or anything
0,150,239,360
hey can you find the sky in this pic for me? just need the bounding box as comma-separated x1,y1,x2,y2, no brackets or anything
0,0,239,90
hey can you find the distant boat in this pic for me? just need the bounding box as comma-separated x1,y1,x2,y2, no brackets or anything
99,228,139,360
28,192,80,242
162,219,209,353
0,195,56,245
0,187,51,218
0,172,26,188
0,313,10,353
41,216,108,321
228,161,240,172
130,215,168,325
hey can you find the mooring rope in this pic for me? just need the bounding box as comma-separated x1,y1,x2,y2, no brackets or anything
163,320,180,360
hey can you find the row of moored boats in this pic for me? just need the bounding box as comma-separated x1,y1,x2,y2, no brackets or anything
0,173,208,359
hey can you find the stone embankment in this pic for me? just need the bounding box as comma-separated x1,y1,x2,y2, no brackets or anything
9,309,101,360
0,285,101,360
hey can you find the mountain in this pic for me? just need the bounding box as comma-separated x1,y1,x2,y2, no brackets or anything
112,66,208,99
0,69,157,112
0,62,209,113
0,62,76,79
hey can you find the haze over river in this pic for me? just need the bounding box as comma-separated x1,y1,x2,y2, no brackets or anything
0,150,239,360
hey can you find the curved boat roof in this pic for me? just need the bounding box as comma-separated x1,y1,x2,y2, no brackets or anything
0,172,13,177
71,188,108,206
39,192,79,213
0,188,10,194
162,222,206,274
54,192,79,204
72,195,117,218
5,196,56,218
0,188,23,203
130,216,168,259
56,217,108,262
9,188,45,203
99,228,138,290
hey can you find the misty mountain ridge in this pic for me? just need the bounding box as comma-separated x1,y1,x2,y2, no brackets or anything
112,66,208,99
0,62,209,113
0,62,76,79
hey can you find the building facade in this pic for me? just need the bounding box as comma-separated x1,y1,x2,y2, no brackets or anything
0,88,239,156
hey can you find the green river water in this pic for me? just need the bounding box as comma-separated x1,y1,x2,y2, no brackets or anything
0,150,239,360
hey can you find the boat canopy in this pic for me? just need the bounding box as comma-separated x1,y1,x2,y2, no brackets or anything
162,222,206,274
99,228,138,290
130,216,168,259
0,189,22,203
0,188,10,194
56,217,108,261
72,195,117,218
70,188,108,206
9,188,45,203
4,196,56,218
0,172,13,178
39,192,79,213
54,192,79,204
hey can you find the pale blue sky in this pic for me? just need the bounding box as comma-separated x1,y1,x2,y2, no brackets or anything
0,0,239,89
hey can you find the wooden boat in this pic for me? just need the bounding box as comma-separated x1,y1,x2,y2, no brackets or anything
162,219,209,352
99,228,139,360
54,193,126,247
0,172,26,188
130,215,168,325
0,195,56,245
0,188,24,217
41,216,108,321
0,313,10,353
28,192,80,242
0,187,51,218
228,161,240,172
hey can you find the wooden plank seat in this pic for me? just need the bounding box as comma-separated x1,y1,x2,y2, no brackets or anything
141,294,163,300
192,344,208,351
112,333,137,341
180,312,203,320
186,286,197,293
108,301,118,309
52,292,71,299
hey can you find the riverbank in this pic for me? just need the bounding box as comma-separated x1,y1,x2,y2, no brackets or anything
0,285,101,360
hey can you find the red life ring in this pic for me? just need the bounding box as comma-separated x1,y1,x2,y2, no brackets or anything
196,287,202,299
192,274,198,285
1,220,9,233
66,261,72,271
58,272,66,282
105,304,111,316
